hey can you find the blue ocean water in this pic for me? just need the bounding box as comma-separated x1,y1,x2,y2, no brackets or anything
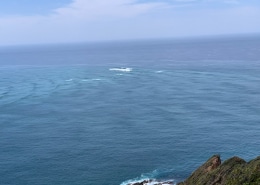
0,36,260,185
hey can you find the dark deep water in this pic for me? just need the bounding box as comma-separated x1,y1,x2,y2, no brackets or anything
0,36,260,185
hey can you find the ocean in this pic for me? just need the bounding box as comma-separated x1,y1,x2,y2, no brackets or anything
0,36,260,185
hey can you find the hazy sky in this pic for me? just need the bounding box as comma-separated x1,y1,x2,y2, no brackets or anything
0,0,260,46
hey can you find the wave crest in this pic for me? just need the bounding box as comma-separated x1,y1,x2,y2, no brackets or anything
109,67,132,72
120,169,175,185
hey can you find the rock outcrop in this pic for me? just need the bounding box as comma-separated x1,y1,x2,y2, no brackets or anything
127,179,174,185
178,155,260,185
126,155,260,185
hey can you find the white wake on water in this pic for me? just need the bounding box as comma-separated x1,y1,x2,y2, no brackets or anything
109,67,133,72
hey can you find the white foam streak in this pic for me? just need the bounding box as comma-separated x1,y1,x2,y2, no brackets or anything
109,67,132,72
81,78,103,82
155,70,164,73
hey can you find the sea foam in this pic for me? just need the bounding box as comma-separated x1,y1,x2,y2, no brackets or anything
155,70,164,73
81,78,103,82
120,179,175,185
120,170,175,185
109,67,132,72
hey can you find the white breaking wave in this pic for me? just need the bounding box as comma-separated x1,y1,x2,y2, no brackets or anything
65,79,73,82
109,67,132,72
120,170,175,185
120,179,175,185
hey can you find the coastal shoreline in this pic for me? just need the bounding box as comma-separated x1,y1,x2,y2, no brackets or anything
126,155,260,185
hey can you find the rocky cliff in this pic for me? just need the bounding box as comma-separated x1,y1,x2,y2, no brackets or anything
178,155,260,185
126,155,260,185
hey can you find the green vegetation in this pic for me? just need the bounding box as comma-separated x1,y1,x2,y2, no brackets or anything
178,155,260,185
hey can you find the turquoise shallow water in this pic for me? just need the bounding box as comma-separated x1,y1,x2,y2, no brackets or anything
0,37,260,185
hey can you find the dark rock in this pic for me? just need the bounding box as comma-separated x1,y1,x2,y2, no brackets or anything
178,155,260,185
127,179,174,185
131,180,151,185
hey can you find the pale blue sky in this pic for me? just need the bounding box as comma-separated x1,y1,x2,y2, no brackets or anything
0,0,260,46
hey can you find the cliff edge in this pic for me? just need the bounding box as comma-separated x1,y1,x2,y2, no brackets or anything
178,155,260,185
126,155,260,185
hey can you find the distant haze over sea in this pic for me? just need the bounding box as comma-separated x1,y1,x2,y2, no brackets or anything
0,35,260,66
